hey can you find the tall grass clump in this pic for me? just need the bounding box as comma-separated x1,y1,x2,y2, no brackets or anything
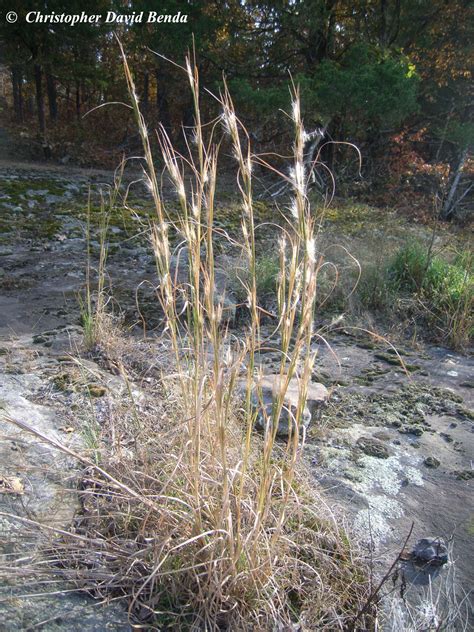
356,262,397,313
79,181,123,351
388,241,473,349
5,46,371,631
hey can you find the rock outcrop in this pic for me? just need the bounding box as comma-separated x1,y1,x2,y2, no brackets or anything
239,374,329,436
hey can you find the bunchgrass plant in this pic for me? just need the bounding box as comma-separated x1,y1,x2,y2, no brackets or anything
79,190,114,350
4,45,372,630
388,241,473,349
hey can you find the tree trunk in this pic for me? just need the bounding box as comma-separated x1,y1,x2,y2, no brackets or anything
380,0,388,46
46,71,58,121
155,69,171,131
304,0,337,66
33,64,45,135
11,66,22,121
18,74,23,121
75,81,81,120
11,66,24,121
441,147,468,221
26,96,34,116
142,71,149,113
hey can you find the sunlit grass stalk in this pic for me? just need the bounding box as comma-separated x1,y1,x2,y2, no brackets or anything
80,184,114,349
219,83,261,560
255,87,319,539
118,39,178,357
119,45,210,538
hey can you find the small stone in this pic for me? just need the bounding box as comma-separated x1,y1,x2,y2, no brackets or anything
388,416,402,428
424,456,440,468
32,335,46,344
239,375,328,437
53,373,74,392
356,436,389,459
399,424,424,436
344,468,363,482
454,470,474,480
87,384,107,398
374,352,402,366
411,537,448,566
458,407,474,421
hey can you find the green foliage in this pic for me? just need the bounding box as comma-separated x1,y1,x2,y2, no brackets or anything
423,256,471,307
299,44,419,133
227,79,288,118
328,240,473,349
389,241,472,302
388,241,473,348
228,44,419,136
389,241,431,293
357,263,397,312
442,121,474,151
254,254,281,300
231,253,280,306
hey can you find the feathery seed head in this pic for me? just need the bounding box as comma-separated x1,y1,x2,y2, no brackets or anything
292,99,301,125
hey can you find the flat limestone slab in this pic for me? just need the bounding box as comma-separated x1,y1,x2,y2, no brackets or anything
239,373,329,436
